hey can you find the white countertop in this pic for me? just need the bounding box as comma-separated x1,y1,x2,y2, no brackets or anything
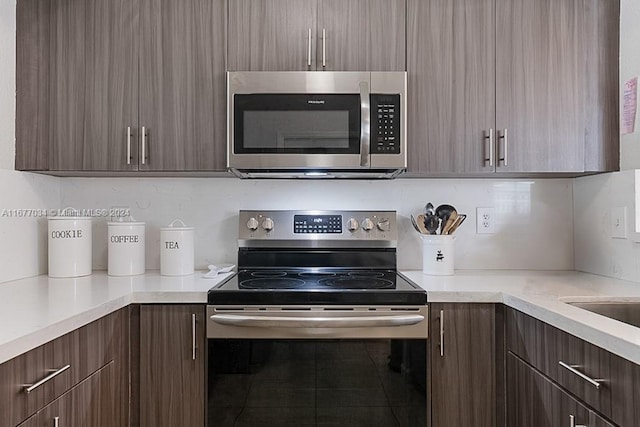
403,270,640,365
2,270,640,366
0,271,233,364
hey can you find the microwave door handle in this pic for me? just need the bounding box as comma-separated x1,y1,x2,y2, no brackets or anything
359,81,371,167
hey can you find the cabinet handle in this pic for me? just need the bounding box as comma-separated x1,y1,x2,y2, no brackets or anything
498,128,508,166
439,309,444,357
322,28,326,69
484,129,494,167
126,126,132,165
24,364,71,394
559,361,603,389
53,416,59,427
192,313,197,360
359,81,370,167
141,126,147,165
307,28,312,69
569,414,588,427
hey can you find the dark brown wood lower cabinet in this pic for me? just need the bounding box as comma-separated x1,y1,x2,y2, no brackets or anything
139,305,206,427
507,352,591,427
17,362,115,427
429,303,496,427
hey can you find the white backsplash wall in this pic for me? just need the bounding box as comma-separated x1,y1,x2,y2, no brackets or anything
574,171,640,282
0,171,61,283
61,177,574,271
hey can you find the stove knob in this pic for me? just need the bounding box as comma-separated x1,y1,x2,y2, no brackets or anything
261,217,274,232
361,218,374,231
347,218,360,232
377,218,391,232
246,217,259,231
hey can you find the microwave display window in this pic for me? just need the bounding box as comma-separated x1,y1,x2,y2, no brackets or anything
244,111,350,150
234,94,361,154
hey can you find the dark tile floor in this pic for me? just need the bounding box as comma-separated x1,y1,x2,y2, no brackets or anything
208,340,426,427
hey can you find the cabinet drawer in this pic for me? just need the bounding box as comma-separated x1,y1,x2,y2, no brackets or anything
18,361,115,427
506,307,637,427
0,310,125,427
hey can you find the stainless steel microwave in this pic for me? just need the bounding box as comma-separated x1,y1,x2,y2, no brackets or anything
227,71,407,178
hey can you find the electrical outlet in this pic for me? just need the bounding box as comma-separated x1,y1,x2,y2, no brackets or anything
476,207,496,234
611,207,627,239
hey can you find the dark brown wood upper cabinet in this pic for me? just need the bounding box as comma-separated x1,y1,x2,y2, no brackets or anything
17,0,139,172
407,0,496,174
316,0,405,71
227,0,405,72
16,0,226,173
407,0,619,175
138,0,227,171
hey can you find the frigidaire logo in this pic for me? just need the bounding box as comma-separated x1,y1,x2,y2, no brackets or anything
308,100,325,104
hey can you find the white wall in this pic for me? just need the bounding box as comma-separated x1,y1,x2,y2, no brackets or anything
0,1,62,283
620,0,640,170
572,0,640,283
574,171,640,282
0,0,16,169
61,177,574,271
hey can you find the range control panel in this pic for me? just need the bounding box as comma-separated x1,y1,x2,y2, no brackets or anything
238,210,397,247
371,94,401,154
294,215,342,234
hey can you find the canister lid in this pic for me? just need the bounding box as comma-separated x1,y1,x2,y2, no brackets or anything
160,219,194,231
108,221,146,226
48,216,92,220
47,207,92,220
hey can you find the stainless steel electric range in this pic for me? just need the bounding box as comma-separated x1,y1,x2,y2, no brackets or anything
206,210,427,427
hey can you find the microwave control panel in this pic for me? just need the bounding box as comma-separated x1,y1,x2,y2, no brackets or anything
371,94,401,154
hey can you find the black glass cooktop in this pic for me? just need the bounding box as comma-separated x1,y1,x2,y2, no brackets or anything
208,269,427,305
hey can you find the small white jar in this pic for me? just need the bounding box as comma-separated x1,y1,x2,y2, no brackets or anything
108,219,146,276
160,219,195,276
48,216,92,278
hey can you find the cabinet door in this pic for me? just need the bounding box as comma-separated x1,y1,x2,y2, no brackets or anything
507,352,592,427
430,304,495,427
407,0,496,174
139,305,206,427
228,0,317,71
495,0,588,173
139,0,226,171
584,0,619,172
17,0,139,171
317,0,405,71
18,363,115,427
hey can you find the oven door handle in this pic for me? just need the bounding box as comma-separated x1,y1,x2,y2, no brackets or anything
210,314,424,328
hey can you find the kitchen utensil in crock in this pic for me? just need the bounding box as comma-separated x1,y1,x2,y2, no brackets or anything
412,214,429,234
441,211,459,235
446,214,467,234
435,204,457,234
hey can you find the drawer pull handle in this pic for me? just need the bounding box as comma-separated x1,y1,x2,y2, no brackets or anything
24,364,71,394
559,361,603,389
54,416,60,427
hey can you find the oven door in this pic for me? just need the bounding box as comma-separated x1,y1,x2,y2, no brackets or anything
207,306,428,427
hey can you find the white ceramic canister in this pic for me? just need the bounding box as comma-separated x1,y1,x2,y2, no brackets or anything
421,235,455,276
160,219,195,276
108,219,146,276
48,216,92,278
